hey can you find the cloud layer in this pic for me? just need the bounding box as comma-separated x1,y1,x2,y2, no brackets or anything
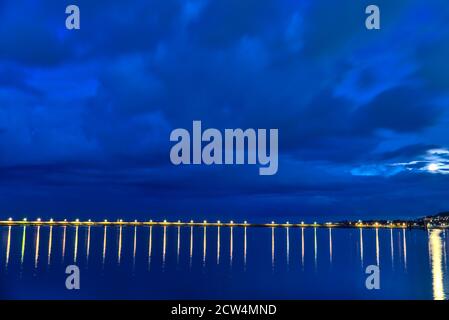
1,0,449,220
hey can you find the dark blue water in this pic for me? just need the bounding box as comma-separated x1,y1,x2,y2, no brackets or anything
0,225,448,299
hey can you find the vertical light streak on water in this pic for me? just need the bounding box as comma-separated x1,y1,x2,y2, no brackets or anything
429,230,446,300
20,226,26,278
375,228,380,267
117,226,122,265
21,226,26,267
86,226,91,264
62,226,66,263
443,235,447,272
428,229,432,270
148,226,153,271
189,226,193,269
360,228,364,267
35,226,41,268
390,228,394,269
403,228,407,270
230,227,233,267
74,226,78,264
203,226,207,267
301,227,304,268
5,226,11,269
177,226,180,265
103,226,107,267
162,226,167,270
271,227,275,270
329,228,333,263
217,226,220,265
47,226,53,266
286,227,290,266
314,227,317,270
244,227,247,270
133,226,137,271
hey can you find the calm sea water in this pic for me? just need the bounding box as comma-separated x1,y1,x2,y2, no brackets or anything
0,225,448,299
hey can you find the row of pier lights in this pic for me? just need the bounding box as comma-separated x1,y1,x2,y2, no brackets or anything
0,217,409,229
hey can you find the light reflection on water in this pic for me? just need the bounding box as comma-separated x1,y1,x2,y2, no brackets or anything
1,225,448,299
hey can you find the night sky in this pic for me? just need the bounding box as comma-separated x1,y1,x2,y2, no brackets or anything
1,0,449,222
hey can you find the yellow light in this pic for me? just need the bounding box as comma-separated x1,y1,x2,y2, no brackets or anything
190,220,194,224
217,220,221,224
37,218,41,222
119,219,123,223
203,220,207,224
271,221,275,224
244,221,248,224
314,221,317,225
50,218,54,223
230,220,234,224
75,218,79,222
64,219,67,222
8,217,12,221
286,221,290,225
134,219,138,223
88,219,92,222
163,219,167,223
23,218,27,222
301,221,304,225
150,219,153,223
104,219,108,222
178,220,181,223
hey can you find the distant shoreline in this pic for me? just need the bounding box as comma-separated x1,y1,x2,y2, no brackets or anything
0,216,447,229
